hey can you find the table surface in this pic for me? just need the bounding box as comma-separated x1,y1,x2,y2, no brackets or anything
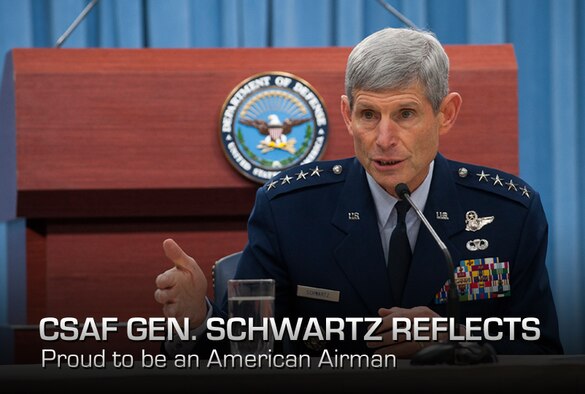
1,355,584,393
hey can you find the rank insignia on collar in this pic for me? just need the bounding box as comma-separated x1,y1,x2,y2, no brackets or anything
505,179,518,191
266,180,278,191
476,170,490,182
310,166,324,177
280,174,293,185
295,170,308,180
465,211,494,232
491,174,504,187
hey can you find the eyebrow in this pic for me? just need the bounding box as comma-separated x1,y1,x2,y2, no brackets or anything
396,101,421,108
354,100,422,109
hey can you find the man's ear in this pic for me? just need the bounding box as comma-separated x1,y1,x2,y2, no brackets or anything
340,95,354,136
438,92,462,136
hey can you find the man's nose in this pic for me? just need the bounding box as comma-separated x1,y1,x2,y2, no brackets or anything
375,118,400,149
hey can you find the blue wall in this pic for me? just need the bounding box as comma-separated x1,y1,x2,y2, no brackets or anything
0,0,583,353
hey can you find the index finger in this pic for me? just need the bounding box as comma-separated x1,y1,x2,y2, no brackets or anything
155,269,177,289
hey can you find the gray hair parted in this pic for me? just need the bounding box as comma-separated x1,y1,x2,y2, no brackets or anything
345,28,449,112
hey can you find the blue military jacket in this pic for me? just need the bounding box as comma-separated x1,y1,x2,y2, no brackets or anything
218,153,562,355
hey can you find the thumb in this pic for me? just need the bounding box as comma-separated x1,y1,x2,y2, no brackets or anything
163,238,194,271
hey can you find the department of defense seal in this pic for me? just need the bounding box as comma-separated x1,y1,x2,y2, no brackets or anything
219,72,329,183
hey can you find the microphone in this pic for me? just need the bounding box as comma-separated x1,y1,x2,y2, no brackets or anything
54,0,100,48
395,183,497,365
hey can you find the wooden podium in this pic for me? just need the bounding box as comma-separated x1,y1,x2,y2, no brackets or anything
0,46,518,363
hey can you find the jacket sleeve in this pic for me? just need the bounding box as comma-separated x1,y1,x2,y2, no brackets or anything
493,191,563,354
160,299,229,359
234,186,293,322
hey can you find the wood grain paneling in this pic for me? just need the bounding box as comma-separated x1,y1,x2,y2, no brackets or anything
6,46,517,219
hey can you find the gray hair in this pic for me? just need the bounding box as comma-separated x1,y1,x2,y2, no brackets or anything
345,28,449,112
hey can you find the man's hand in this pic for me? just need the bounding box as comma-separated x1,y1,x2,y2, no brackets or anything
154,239,208,327
367,306,445,358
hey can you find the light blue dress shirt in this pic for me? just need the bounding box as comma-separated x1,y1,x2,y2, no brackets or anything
365,161,434,264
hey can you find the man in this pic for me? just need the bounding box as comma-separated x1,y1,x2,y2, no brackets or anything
155,28,563,357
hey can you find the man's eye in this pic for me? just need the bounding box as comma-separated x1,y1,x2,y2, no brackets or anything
400,110,414,119
363,110,375,120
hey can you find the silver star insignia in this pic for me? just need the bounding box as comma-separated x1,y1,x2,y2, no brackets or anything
520,186,530,198
280,175,293,185
310,166,324,177
491,174,504,187
505,179,518,191
295,170,308,180
266,181,278,191
476,170,490,182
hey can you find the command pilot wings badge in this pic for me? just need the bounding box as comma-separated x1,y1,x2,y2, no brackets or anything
465,210,494,232
219,72,329,183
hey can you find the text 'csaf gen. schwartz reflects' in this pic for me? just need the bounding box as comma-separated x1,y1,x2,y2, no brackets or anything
39,313,544,369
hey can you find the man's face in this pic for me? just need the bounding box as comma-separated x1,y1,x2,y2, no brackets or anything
341,84,460,197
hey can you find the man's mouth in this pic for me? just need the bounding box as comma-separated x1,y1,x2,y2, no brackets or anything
375,159,403,166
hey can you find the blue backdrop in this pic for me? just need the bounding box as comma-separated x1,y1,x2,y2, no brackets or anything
0,0,583,354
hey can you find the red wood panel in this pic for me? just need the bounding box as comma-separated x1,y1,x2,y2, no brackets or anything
29,220,248,322
9,46,517,218
26,225,47,323
18,188,257,219
442,68,518,171
437,45,518,172
12,48,353,192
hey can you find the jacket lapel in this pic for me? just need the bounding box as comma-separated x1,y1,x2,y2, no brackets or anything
402,154,466,307
331,159,393,315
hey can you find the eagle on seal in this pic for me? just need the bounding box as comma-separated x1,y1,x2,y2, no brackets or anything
240,114,311,144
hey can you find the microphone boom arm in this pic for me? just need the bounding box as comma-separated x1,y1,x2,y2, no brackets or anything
400,189,460,328
54,0,100,48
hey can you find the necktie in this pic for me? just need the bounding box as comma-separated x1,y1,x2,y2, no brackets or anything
388,200,412,305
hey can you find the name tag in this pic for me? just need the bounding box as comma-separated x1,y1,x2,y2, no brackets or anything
297,285,340,302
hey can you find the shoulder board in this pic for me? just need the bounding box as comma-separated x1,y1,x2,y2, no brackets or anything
449,160,535,208
262,158,352,200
